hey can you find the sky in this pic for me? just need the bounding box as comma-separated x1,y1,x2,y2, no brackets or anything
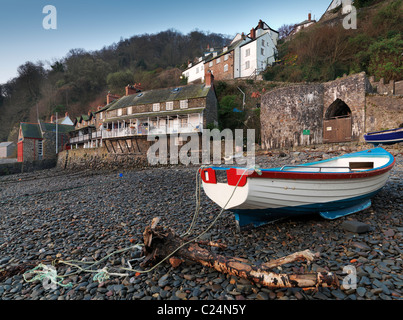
0,0,331,84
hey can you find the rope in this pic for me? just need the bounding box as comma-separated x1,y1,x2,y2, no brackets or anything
23,165,261,287
23,263,72,289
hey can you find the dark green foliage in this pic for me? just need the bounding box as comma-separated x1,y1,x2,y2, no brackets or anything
262,0,403,83
218,95,245,130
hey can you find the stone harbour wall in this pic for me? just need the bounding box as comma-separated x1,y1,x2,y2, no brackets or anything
365,94,403,132
260,83,324,149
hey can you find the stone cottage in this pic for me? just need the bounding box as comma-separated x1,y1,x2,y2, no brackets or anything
17,121,74,162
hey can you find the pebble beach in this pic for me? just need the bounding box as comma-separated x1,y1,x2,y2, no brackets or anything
0,145,402,301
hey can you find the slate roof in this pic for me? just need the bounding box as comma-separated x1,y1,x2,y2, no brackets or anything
20,122,74,139
20,123,43,139
106,84,212,112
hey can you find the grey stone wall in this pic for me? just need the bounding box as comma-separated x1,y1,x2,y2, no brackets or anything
261,83,324,149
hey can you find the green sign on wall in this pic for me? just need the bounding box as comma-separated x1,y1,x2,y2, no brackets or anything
303,130,310,135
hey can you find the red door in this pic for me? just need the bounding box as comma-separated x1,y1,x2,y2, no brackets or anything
17,141,23,162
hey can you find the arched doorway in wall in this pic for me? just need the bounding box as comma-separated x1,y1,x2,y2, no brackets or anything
323,98,352,143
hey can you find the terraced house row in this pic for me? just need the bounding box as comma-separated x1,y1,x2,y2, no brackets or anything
69,71,218,153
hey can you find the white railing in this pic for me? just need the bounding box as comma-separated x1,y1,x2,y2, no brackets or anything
103,123,202,138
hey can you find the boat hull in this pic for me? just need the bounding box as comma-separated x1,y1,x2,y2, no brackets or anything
201,148,395,229
364,128,403,146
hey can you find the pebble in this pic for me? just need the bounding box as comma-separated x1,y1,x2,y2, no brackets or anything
0,145,402,301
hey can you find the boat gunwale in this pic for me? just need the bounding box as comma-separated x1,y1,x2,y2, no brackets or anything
203,148,395,181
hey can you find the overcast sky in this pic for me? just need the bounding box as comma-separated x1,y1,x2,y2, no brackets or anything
0,0,331,84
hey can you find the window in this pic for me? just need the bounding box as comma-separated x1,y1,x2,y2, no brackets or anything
100,112,103,120
128,106,133,115
224,54,229,61
224,64,228,72
245,48,250,57
117,108,123,116
209,61,213,67
180,117,188,127
166,101,173,110
262,39,265,46
180,100,188,109
261,48,265,55
216,57,221,64
196,67,199,74
245,61,250,69
153,103,160,112
38,140,43,158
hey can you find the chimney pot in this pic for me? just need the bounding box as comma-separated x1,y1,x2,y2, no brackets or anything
308,13,311,21
50,115,54,123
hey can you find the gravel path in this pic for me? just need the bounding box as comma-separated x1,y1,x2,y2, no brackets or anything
0,147,402,301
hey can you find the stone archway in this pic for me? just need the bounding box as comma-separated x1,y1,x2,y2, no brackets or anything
323,99,352,143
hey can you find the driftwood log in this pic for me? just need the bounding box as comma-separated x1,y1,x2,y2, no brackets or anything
140,217,339,289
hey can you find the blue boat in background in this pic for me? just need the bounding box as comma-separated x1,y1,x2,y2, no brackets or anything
364,127,403,146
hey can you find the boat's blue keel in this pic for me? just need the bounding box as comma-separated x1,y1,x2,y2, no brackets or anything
319,199,371,219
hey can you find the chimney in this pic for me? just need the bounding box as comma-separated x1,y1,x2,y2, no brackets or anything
65,112,69,118
250,28,256,40
126,85,137,96
308,13,311,21
50,115,55,123
205,70,214,87
258,19,264,29
107,92,120,104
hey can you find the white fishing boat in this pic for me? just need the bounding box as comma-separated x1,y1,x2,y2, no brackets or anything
200,148,395,229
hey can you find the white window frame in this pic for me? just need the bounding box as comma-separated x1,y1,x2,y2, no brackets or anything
216,57,221,64
245,61,250,69
245,48,250,57
128,106,133,115
209,61,213,67
117,108,123,116
38,140,43,158
180,100,188,109
166,101,173,110
153,103,160,112
224,54,229,61
224,64,228,72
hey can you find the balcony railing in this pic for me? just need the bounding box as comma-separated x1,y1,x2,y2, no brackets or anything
102,123,202,139
70,123,203,144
